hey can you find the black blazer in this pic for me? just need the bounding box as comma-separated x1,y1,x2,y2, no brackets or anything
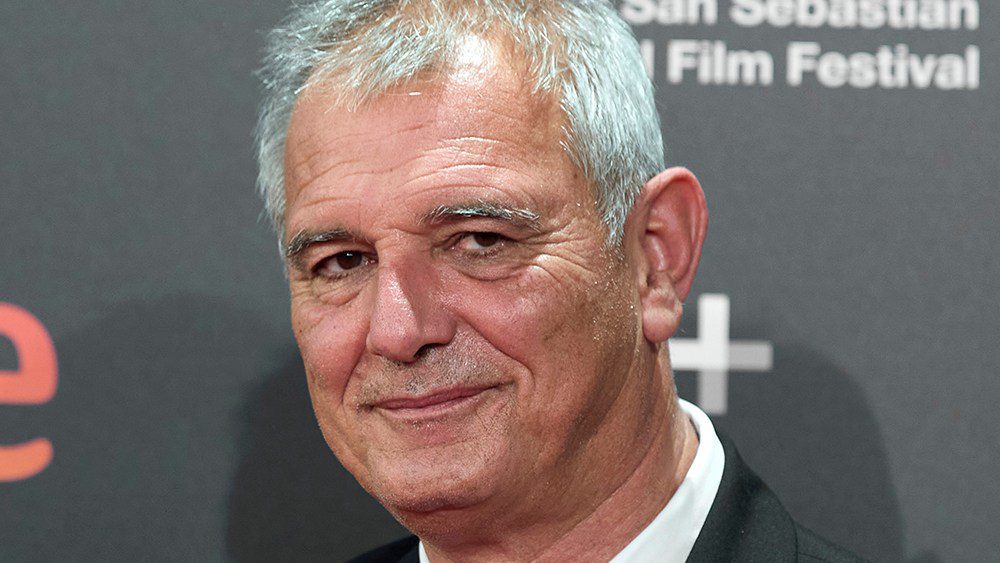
348,435,863,562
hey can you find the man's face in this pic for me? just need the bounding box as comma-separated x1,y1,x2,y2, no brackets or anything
282,51,654,525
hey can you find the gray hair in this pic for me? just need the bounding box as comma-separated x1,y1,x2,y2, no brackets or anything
256,0,664,244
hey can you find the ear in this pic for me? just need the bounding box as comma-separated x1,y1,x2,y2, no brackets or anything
628,167,708,344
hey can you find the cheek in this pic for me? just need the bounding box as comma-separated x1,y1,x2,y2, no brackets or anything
450,269,569,363
451,259,637,412
292,298,378,481
291,296,368,407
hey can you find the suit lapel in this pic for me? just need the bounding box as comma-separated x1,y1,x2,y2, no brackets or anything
399,542,419,563
346,535,419,562
686,433,798,562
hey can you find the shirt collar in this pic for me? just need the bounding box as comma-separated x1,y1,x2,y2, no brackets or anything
610,399,725,562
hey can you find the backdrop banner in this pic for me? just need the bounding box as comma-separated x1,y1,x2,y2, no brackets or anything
1,1,996,560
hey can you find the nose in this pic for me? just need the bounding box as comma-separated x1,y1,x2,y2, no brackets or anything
365,258,456,363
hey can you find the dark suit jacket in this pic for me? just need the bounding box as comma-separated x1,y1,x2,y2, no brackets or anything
348,435,863,562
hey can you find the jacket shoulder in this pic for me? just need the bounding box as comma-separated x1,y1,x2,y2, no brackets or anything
795,523,868,562
689,433,861,562
346,535,420,563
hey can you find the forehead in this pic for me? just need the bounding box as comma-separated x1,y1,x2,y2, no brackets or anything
282,49,584,234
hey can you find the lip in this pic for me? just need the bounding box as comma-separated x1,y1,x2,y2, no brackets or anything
371,384,501,421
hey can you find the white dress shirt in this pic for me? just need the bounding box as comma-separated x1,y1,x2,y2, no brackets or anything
419,399,725,562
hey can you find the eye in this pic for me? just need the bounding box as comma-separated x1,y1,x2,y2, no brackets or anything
470,232,501,248
456,232,506,253
314,251,374,278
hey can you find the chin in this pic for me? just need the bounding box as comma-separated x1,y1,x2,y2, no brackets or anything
363,444,508,519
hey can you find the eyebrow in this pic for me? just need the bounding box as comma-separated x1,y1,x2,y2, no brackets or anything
421,201,541,230
284,228,354,271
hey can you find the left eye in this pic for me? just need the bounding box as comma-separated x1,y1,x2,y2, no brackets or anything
455,232,508,253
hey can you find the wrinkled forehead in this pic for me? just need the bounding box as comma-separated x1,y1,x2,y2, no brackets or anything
301,31,564,117
283,37,573,199
296,35,564,131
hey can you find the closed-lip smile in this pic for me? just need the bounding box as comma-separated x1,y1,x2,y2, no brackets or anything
371,384,502,420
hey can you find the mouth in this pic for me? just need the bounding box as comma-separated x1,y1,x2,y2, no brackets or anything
370,384,502,422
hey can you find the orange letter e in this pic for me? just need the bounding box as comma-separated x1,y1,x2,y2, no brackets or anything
0,303,58,482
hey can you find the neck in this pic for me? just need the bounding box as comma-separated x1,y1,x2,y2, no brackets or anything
422,353,699,562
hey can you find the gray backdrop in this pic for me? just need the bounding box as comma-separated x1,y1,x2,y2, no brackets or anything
1,1,996,561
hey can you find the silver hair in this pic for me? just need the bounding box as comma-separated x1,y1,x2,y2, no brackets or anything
256,0,664,244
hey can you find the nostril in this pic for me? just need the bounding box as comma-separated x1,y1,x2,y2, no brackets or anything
414,343,438,359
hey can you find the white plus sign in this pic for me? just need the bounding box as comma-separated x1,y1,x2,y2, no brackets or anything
668,294,773,415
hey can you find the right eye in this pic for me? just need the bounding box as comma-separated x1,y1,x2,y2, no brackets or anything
314,251,375,279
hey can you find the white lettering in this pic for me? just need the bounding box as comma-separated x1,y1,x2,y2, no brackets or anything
895,44,910,88
876,45,896,87
849,52,879,88
798,0,829,26
730,0,766,26
787,42,978,90
768,0,797,26
817,51,850,87
728,0,977,29
712,40,726,83
787,41,821,86
667,41,774,86
657,0,688,24
898,0,917,26
619,0,718,25
667,40,701,84
952,0,978,29
680,0,718,24
934,54,966,90
729,49,775,85
859,0,887,28
908,47,937,89
828,0,859,27
619,0,656,24
698,41,714,83
918,0,946,29
967,45,980,89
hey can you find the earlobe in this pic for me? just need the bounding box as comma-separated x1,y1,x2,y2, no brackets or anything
631,167,708,343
